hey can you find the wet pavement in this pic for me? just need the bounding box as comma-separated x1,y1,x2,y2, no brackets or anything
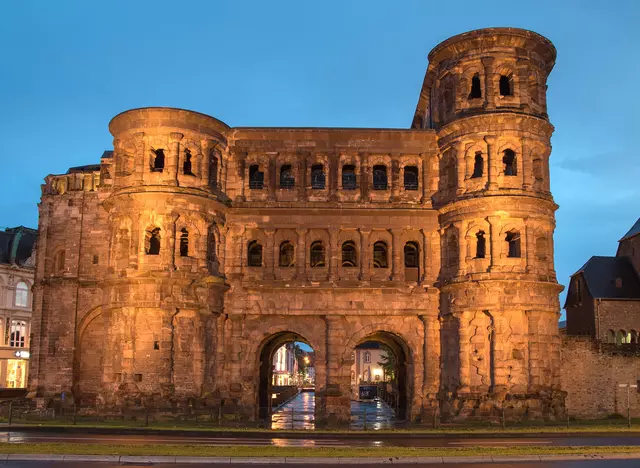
271,391,398,430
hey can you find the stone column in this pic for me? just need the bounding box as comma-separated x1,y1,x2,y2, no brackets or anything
391,228,404,281
236,152,247,201
484,135,498,191
526,310,541,391
216,225,228,276
329,152,339,201
524,218,534,273
267,157,276,201
323,315,350,426
203,313,218,392
298,152,308,201
133,132,145,185
264,229,276,279
482,57,496,110
359,152,369,202
456,310,472,393
456,141,466,195
521,138,533,191
201,140,213,188
296,228,307,280
169,132,184,183
420,152,429,204
358,229,371,281
487,215,500,272
328,228,339,282
516,59,530,110
390,154,401,201
421,313,441,395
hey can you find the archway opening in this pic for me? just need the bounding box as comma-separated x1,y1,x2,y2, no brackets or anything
257,332,315,429
350,332,409,429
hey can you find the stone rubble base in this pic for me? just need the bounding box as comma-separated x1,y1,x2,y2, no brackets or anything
0,453,639,464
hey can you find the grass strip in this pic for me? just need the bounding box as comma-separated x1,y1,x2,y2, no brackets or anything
0,443,639,457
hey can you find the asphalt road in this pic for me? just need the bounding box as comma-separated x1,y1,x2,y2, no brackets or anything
1,430,640,448
0,461,638,467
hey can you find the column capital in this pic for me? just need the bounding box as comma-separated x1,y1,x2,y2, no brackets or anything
264,228,276,237
169,132,184,143
481,56,495,67
484,135,497,145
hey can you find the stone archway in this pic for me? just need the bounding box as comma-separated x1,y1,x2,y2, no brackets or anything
75,308,105,405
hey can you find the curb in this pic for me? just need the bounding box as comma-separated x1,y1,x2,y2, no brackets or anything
0,453,639,464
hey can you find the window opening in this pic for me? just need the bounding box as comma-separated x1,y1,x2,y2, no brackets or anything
311,164,325,189
373,241,388,268
248,240,263,267
146,228,161,255
10,320,26,347
404,242,419,268
153,341,160,350
92,254,99,265
310,241,325,268
341,241,357,267
280,164,295,189
152,149,165,172
249,165,264,190
180,228,189,257
499,75,512,96
403,166,419,190
447,233,458,268
210,153,218,188
342,165,356,190
183,149,194,175
476,231,486,259
54,251,65,273
471,152,483,178
469,73,482,99
279,241,295,268
503,149,517,176
372,165,388,190
505,230,521,258
364,351,371,363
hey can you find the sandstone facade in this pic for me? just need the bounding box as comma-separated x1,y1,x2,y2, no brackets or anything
29,28,564,424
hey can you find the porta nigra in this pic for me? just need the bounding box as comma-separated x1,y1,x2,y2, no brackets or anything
28,27,565,425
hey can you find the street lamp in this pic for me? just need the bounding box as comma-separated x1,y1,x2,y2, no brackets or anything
618,383,638,428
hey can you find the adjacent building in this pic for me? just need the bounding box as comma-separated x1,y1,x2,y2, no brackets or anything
0,226,37,388
272,343,299,386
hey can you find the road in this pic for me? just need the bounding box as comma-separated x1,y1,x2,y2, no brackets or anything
0,460,637,467
1,430,640,448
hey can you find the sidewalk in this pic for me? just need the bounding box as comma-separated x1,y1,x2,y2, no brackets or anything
0,452,639,464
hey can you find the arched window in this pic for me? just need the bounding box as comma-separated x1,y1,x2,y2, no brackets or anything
54,250,65,274
503,149,517,176
209,153,218,188
179,228,189,257
404,242,419,268
373,241,388,269
10,320,26,347
505,230,521,258
631,330,638,344
607,329,616,344
146,228,161,255
249,165,264,189
447,233,458,269
311,164,325,190
207,226,217,271
152,149,165,172
499,75,513,96
341,241,357,267
280,164,295,189
403,166,419,191
279,241,295,268
372,165,388,190
310,241,325,268
342,165,356,190
471,152,483,178
364,351,371,363
476,231,486,259
14,282,28,308
616,330,626,346
469,73,482,99
183,149,194,175
247,240,263,267
536,237,548,261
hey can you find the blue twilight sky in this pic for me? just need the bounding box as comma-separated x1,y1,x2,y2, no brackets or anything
1,0,639,308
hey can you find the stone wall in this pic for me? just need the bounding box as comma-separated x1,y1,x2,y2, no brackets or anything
561,337,640,418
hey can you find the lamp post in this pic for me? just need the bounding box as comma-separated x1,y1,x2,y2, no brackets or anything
618,383,638,428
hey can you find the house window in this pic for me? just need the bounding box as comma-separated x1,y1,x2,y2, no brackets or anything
310,241,325,268
471,152,483,178
476,231,486,259
249,165,264,189
373,241,388,269
469,73,482,99
506,230,521,258
183,149,194,175
248,241,263,267
403,166,419,190
341,241,357,267
503,149,517,176
372,165,388,190
10,320,27,348
146,228,161,255
342,165,356,190
499,75,513,96
14,282,28,308
152,149,165,172
311,164,325,189
364,351,371,363
179,228,189,257
279,241,295,268
404,242,419,268
280,164,295,189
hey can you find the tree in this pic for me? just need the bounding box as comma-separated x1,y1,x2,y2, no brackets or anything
377,344,396,381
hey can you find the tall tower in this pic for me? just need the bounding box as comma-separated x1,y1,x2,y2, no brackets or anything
415,28,564,419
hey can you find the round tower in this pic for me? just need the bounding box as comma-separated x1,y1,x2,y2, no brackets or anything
425,28,564,420
100,108,229,406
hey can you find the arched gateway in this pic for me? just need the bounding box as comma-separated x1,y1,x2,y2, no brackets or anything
29,28,565,424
